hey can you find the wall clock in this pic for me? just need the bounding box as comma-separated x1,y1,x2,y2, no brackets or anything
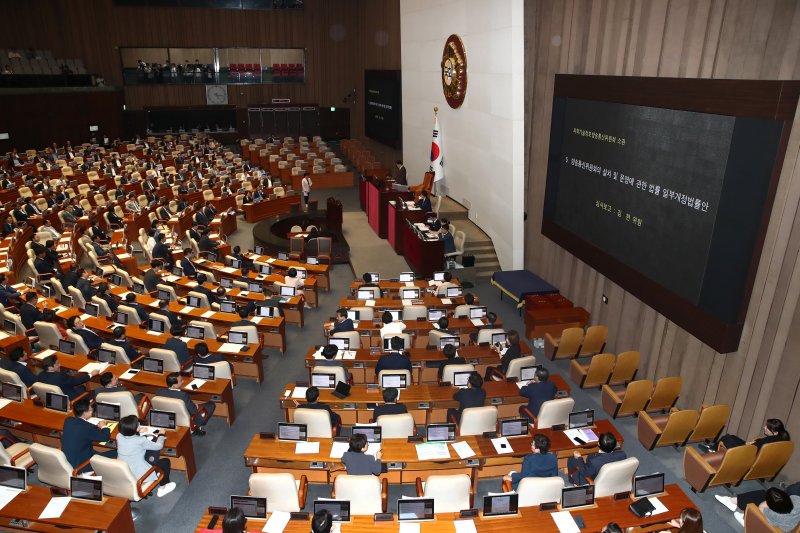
206,84,228,106
441,34,467,108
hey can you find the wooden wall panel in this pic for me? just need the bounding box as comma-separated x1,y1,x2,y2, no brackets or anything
525,0,800,480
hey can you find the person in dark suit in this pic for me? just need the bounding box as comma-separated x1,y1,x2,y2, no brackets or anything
74,268,95,302
23,197,41,216
359,273,379,289
440,223,456,255
20,292,43,329
156,299,182,328
438,343,467,381
374,336,412,375
38,355,98,399
373,387,407,420
231,306,257,327
43,240,59,271
123,293,150,323
34,249,57,280
341,433,383,475
193,206,210,227
0,274,20,308
156,372,215,435
1,215,14,237
157,200,171,221
297,386,341,427
180,248,198,277
165,324,191,366
203,201,216,220
504,434,559,490
143,260,162,293
326,308,354,334
315,344,350,381
61,265,79,290
197,230,218,255
97,371,144,402
415,190,432,213
61,398,115,472
66,316,103,351
194,342,227,365
567,432,627,485
193,274,218,306
11,201,28,224
393,160,407,186
447,372,486,424
94,282,118,314
151,234,173,268
0,347,36,387
107,327,143,364
485,330,524,379
519,367,558,419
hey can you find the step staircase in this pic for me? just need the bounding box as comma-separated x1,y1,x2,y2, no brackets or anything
435,195,500,280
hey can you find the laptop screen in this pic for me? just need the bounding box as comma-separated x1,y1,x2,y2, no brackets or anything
231,259,241,269
399,272,415,282
313,500,351,523
356,289,373,300
255,305,273,317
452,371,472,388
306,257,318,265
439,336,460,350
207,253,218,263
352,425,382,443
254,246,264,255
1,382,22,402
114,311,129,325
491,332,507,346
60,294,73,307
446,286,463,298
311,373,336,389
295,269,307,279
85,303,99,318
193,364,215,381
561,485,595,510
172,266,183,277
45,392,69,412
500,418,529,438
346,310,360,321
427,309,446,322
469,306,487,319
634,473,665,497
95,402,121,421
157,289,171,301
3,319,14,335
426,424,456,442
142,357,164,374
149,318,166,333
519,365,538,382
280,286,296,297
110,274,123,286
568,410,595,429
0,465,25,491
380,373,407,389
259,264,271,274
397,498,435,522
277,423,307,441
219,300,236,313
70,476,103,502
97,348,117,364
247,282,262,292
186,326,204,339
149,409,176,429
230,495,267,518
483,493,519,517
433,271,446,281
367,272,380,282
58,339,75,355
220,278,233,289
187,296,201,307
387,310,402,321
328,338,348,351
228,330,248,345
401,288,420,300
133,283,146,295
278,252,289,261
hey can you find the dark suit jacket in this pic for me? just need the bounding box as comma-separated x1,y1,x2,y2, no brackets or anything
1,222,14,236
34,258,55,276
416,196,432,213
76,278,95,301
441,231,456,254
164,337,191,366
453,387,487,414
128,302,150,323
62,270,79,290
96,293,118,313
143,269,160,293
373,402,408,420
180,257,197,277
510,452,559,487
195,285,218,305
71,327,103,351
498,343,522,375
194,212,210,226
106,338,140,363
196,353,226,365
198,235,217,253
0,358,36,387
152,243,171,261
20,303,43,329
331,318,354,334
578,449,628,479
37,370,91,399
438,356,468,380
395,166,407,185
375,352,412,375
156,387,196,415
519,381,558,417
62,416,111,469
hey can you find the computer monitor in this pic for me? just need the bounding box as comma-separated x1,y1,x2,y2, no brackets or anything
228,330,248,345
633,473,665,498
561,485,595,510
58,339,75,355
259,264,271,275
254,246,264,255
295,269,307,279
469,306,487,319
313,500,351,523
380,373,407,389
45,392,69,413
1,382,22,402
193,364,215,381
97,348,117,364
133,282,146,295
255,305,273,317
84,303,100,318
483,493,519,517
568,409,595,429
157,289,171,301
367,272,380,283
397,498,435,522
352,425,382,443
499,418,529,438
214,300,233,314
172,266,183,277
399,272,415,283
446,286,463,298
149,318,166,333
452,371,472,388
110,274,123,287
246,282,261,293
187,295,201,307
519,365,539,382
149,409,176,429
70,476,103,502
426,424,456,442
114,311,129,325
433,271,446,282
386,310,402,322
230,495,267,519
59,294,73,307
0,465,26,491
95,402,121,422
231,259,242,269
329,337,348,350
401,288,420,300
491,332,507,345
142,357,164,374
356,289,373,300
311,373,336,389
280,286,296,297
277,423,307,441
277,252,289,261
346,310,360,321
381,337,394,351
186,325,205,340
2,319,15,335
306,257,318,265
439,336,460,350
207,252,218,263
220,277,233,289
427,309,446,322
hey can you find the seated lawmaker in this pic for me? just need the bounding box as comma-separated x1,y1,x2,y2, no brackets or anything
373,387,407,420
415,190,433,212
156,372,215,436
447,372,486,424
316,344,350,381
440,223,456,255
519,367,558,419
503,433,558,490
342,432,383,475
67,316,103,351
62,398,115,472
0,347,36,387
379,310,406,338
375,336,412,376
297,386,341,428
38,355,98,399
567,432,627,485
326,308,354,334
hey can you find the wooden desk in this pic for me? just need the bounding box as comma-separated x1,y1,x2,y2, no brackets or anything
348,279,461,294
243,195,301,223
403,222,444,279
289,170,354,191
194,484,692,532
243,252,331,292
210,211,237,237
338,295,475,312
0,485,135,533
389,201,427,254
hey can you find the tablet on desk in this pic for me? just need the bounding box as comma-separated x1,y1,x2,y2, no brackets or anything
280,286,296,298
84,303,100,318
352,425,382,443
0,465,26,491
356,289,373,300
58,339,75,356
439,336,460,350
142,357,164,374
399,272,415,283
483,493,519,517
446,286,463,298
149,409,176,430
561,485,595,510
427,309,446,322
310,373,336,389
97,348,117,364
1,382,22,402
426,423,456,442
220,278,233,289
452,371,472,388
277,423,307,441
186,295,202,308
397,498,435,522
433,271,446,282
185,325,205,340
401,288,420,300
157,289,171,301
499,418,529,438
313,500,350,523
230,495,266,518
44,392,69,413
149,318,166,333
228,330,249,345
568,409,595,429
193,363,215,381
633,472,665,498
219,300,236,313
345,310,360,321
328,338,348,351
469,306,487,319
380,373,407,389
95,402,121,422
70,476,103,502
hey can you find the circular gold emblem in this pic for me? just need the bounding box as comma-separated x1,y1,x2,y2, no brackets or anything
441,34,467,108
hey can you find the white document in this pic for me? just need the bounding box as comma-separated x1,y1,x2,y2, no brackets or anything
201,310,216,318
415,442,451,460
291,387,308,399
186,281,199,288
0,332,9,340
267,258,276,263
648,496,668,515
146,330,163,336
399,523,420,533
78,362,109,374
404,282,415,287
222,267,236,273
551,511,581,533
451,441,476,459
365,299,376,307
184,378,208,390
366,442,381,456
564,429,598,445
453,519,478,533
295,441,320,454
39,496,71,519
180,306,194,314
35,349,56,360
119,368,140,380
217,343,245,353
341,351,356,360
329,441,348,459
252,317,264,324
262,511,291,533
440,298,452,305
0,399,12,411
402,299,412,306
491,437,514,454
0,486,22,510
80,314,92,321
165,275,180,282
470,318,484,327
515,380,532,390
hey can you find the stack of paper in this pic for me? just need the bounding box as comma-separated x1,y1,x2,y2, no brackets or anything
0,485,22,511
295,441,320,454
184,378,208,390
78,362,110,375
563,429,598,445
399,523,420,533
451,441,477,459
415,442,451,460
201,310,216,318
186,281,199,288
440,298,452,305
470,318,484,327
119,368,140,380
35,349,56,360
146,330,163,336
179,306,194,314
217,343,245,353
262,510,291,533
365,299,376,307
291,387,308,399
491,437,514,454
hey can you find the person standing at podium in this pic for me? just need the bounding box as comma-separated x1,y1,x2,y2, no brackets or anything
393,160,407,186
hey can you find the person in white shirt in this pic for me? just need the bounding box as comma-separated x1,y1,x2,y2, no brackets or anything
282,267,305,288
40,221,60,240
379,310,406,338
146,229,157,254
301,174,312,207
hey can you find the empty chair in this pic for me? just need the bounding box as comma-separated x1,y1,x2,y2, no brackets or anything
188,320,216,340
415,474,472,513
294,409,337,438
148,348,182,372
378,369,412,387
742,441,794,482
331,331,360,350
531,397,575,429
544,327,583,360
248,473,307,512
454,406,497,436
441,363,475,385
592,457,640,498
90,455,163,503
686,404,731,445
569,353,616,389
332,475,387,514
577,325,608,357
350,306,374,321
28,444,74,489
34,322,63,350
402,305,427,321
637,409,699,450
601,380,653,419
376,413,415,439
683,444,757,492
502,477,565,507
607,350,640,386
96,391,149,420
645,377,682,413
0,439,33,469
310,366,349,388
0,369,29,400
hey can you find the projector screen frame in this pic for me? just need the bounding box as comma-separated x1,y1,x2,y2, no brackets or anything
541,75,800,353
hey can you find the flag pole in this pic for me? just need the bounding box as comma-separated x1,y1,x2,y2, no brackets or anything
432,107,439,197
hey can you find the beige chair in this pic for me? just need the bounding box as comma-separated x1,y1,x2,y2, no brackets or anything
188,320,216,340
208,361,234,382
96,391,149,420
117,304,142,326
67,286,87,311
349,306,374,321
686,404,730,445
0,369,29,399
454,406,497,436
90,455,163,506
569,353,615,389
577,325,608,357
476,328,505,345
148,348,182,372
150,396,207,432
592,457,640,497
402,305,427,321
502,476,565,507
0,440,33,469
415,474,473,512
441,364,475,385
532,397,575,429
310,366,349,388
637,409,699,450
248,473,308,512
187,291,210,308
601,380,654,419
683,444,757,492
65,329,90,355
100,342,132,365
332,331,361,350
608,350,640,386
452,304,471,318
332,475,388,514
378,369,412,388
493,355,537,381
376,413,415,439
645,377,682,413
29,444,76,488
294,408,337,438
156,284,178,302
545,327,584,360
34,322,62,350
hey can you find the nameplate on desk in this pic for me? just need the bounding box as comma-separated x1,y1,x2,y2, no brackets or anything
342,403,356,410
465,458,480,467
417,402,430,409
309,461,326,469
353,362,365,369
387,462,404,470
411,362,421,368
468,359,479,365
